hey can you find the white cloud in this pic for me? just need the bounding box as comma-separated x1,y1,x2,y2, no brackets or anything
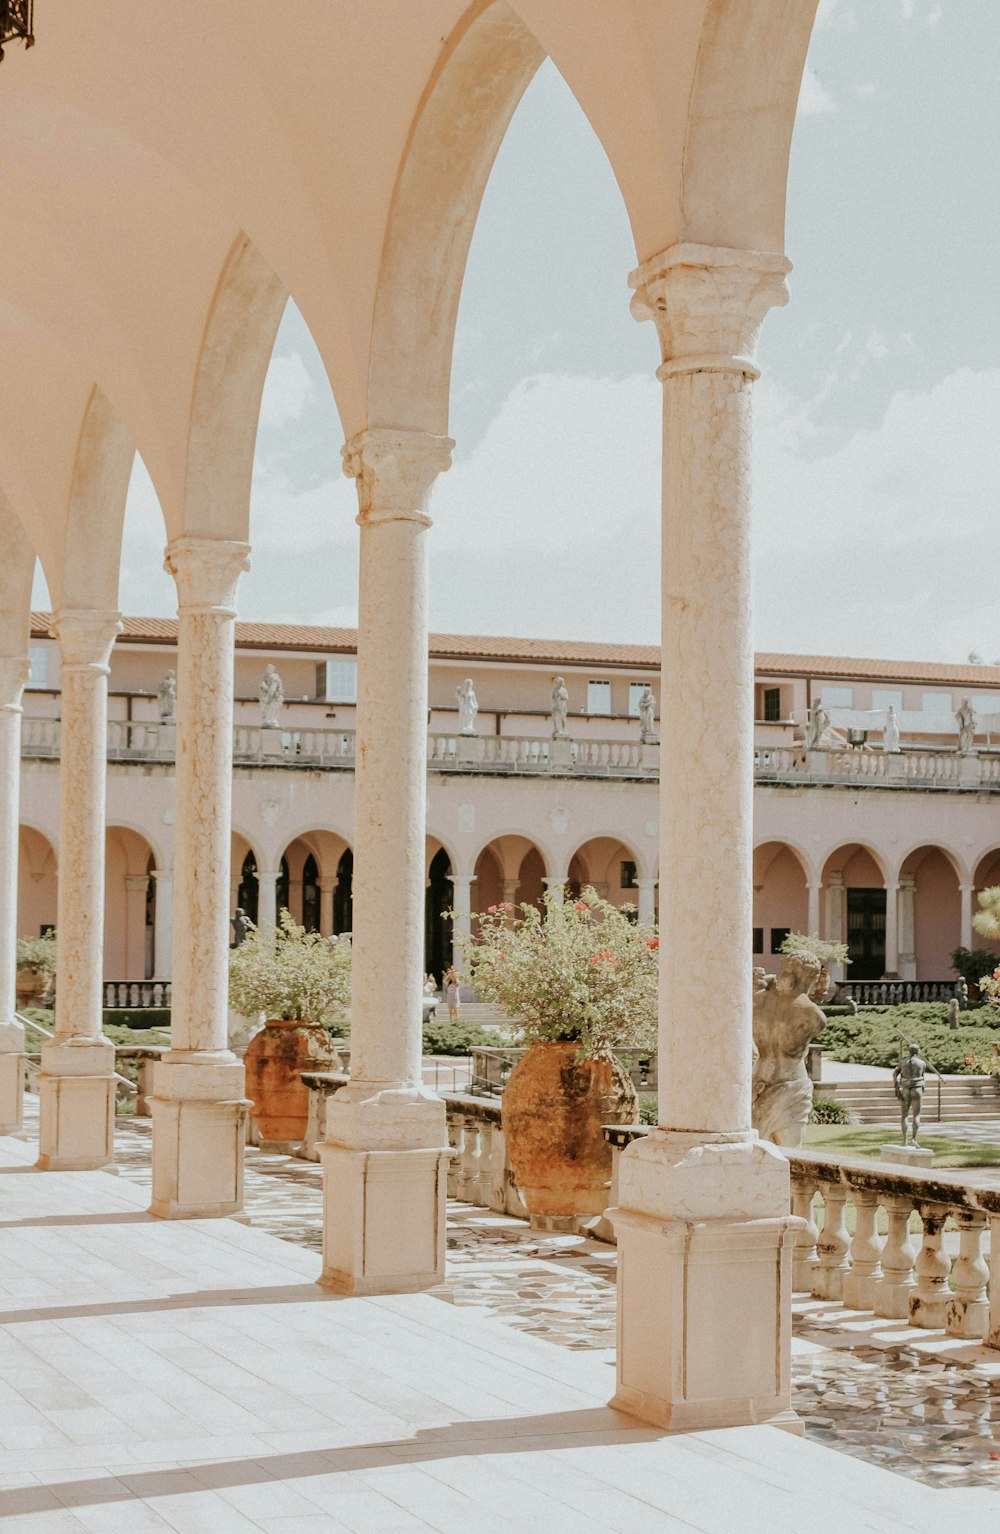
258,352,312,431
248,462,356,554
797,66,837,117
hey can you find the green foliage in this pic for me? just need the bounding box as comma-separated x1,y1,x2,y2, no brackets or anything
103,1008,170,1031
808,1095,853,1125
460,885,658,1058
820,1004,857,1018
951,945,1000,988
638,1094,658,1125
819,1003,999,1074
103,1023,171,1048
15,932,56,976
972,887,1000,943
229,911,351,1024
779,931,850,967
421,1020,496,1056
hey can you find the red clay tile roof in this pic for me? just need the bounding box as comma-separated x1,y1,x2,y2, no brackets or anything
29,613,1000,686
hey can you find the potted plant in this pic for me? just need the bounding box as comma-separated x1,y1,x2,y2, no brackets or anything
461,886,658,1227
778,931,850,1003
15,932,57,1009
229,911,350,1144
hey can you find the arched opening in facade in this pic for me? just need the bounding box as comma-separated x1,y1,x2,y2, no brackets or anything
234,843,259,926
899,845,961,981
567,836,645,913
104,826,157,980
972,849,1000,956
273,831,353,935
752,842,809,971
16,825,57,941
425,845,453,985
821,844,887,981
333,849,353,936
472,834,547,916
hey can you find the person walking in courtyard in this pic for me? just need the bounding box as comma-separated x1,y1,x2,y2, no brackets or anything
445,966,461,1022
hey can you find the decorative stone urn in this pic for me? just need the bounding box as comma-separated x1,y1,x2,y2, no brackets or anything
502,1040,637,1228
244,1019,339,1144
14,969,48,1010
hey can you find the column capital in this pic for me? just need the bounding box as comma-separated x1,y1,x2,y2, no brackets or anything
635,876,657,891
150,867,173,883
164,537,251,614
629,243,790,380
317,875,338,894
0,655,30,712
49,610,123,671
342,428,454,528
125,874,150,894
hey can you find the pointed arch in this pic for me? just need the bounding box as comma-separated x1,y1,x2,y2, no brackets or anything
60,387,135,611
0,493,35,656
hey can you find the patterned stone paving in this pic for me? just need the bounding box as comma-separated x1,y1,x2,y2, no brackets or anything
103,1113,1000,1490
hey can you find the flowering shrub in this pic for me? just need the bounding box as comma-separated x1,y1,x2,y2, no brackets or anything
779,932,850,968
460,885,658,1057
229,910,351,1024
968,958,1000,1072
15,933,57,976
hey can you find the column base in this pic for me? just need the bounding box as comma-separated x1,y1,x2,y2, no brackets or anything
318,1081,450,1294
149,1056,248,1218
948,1296,989,1338
36,1037,116,1170
0,1021,26,1134
842,1271,880,1310
873,1279,916,1320
608,1128,801,1435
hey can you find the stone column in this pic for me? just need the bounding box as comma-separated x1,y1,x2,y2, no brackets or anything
150,539,250,1218
898,875,916,981
449,874,474,975
320,428,453,1293
318,875,336,937
825,872,845,980
501,877,520,906
635,878,657,924
124,874,149,979
610,244,799,1433
884,882,899,975
541,876,565,907
37,611,122,1170
257,866,280,938
960,883,974,952
0,655,30,1134
151,867,173,979
806,880,821,939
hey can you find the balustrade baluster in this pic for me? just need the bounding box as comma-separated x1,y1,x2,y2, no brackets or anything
489,1124,507,1212
458,1119,481,1201
873,1195,918,1318
842,1189,884,1311
946,1211,989,1339
475,1122,493,1207
446,1116,463,1198
910,1204,951,1328
813,1181,851,1300
790,1176,819,1293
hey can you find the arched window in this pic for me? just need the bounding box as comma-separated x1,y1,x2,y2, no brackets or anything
334,849,353,935
302,854,320,933
425,847,453,987
237,851,259,925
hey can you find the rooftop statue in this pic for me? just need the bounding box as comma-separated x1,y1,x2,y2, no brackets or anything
157,669,177,723
260,664,284,729
751,950,827,1149
883,704,900,754
456,678,479,735
551,676,569,739
638,684,657,744
956,697,976,754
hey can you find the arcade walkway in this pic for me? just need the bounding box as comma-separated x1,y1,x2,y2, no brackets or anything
0,1123,995,1531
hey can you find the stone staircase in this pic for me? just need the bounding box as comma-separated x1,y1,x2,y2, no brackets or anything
453,1000,517,1031
824,1074,1000,1124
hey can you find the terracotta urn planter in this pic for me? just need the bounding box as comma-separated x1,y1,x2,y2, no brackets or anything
502,1039,637,1227
244,1019,339,1143
15,970,47,1009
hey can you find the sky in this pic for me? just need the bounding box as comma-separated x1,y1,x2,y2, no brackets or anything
54,0,1000,663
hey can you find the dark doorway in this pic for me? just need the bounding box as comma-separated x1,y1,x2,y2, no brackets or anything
275,856,290,920
237,850,259,925
334,849,353,935
425,847,453,986
302,854,320,932
847,887,886,980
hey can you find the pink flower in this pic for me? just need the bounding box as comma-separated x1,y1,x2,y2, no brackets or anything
647,936,660,950
574,901,589,912
487,905,498,914
501,902,514,912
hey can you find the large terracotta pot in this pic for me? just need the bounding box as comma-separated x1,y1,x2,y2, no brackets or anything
244,1019,338,1142
15,970,47,1009
502,1040,637,1225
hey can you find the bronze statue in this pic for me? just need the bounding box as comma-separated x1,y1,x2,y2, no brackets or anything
893,1043,926,1145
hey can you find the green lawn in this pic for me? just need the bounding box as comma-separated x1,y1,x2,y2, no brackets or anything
804,1123,1000,1168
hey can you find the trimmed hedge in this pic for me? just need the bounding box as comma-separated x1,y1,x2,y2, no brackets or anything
421,1020,498,1056
820,1003,998,1074
103,1008,170,1031
809,1095,853,1125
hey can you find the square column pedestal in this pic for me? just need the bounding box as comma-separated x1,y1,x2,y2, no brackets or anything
149,1058,249,1218
609,1129,801,1433
319,1083,451,1295
37,1037,116,1171
0,1021,25,1136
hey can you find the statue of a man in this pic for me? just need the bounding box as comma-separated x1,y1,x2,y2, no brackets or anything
551,676,569,739
456,678,479,735
806,702,830,750
260,664,284,728
893,1043,926,1145
638,684,657,743
955,975,969,1011
157,670,177,723
883,705,901,754
231,907,253,947
751,949,827,1148
956,697,976,754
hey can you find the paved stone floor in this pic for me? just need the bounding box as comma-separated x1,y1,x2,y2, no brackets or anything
103,1114,1000,1495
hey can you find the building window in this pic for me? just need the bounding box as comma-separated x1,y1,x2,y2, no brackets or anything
752,928,763,955
620,860,637,889
316,659,357,703
770,927,790,954
872,688,903,712
587,679,611,714
921,691,952,714
26,644,49,689
819,686,853,709
628,683,648,717
762,687,781,722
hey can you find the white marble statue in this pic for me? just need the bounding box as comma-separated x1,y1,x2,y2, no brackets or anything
456,678,479,735
259,664,284,728
806,702,830,750
638,684,657,744
883,704,900,754
751,949,827,1149
551,676,569,739
157,669,177,722
956,697,976,754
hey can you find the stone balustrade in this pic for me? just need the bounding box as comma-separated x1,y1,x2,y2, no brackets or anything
104,980,172,1009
